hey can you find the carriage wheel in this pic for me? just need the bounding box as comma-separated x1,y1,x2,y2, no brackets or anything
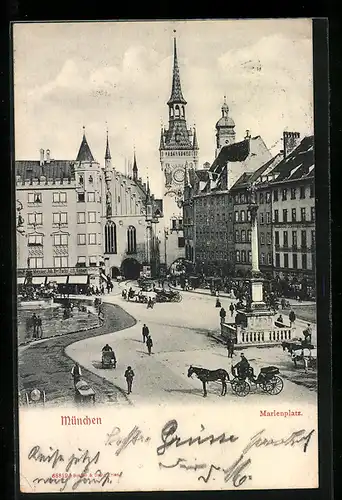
231,380,250,397
176,294,182,302
264,376,284,395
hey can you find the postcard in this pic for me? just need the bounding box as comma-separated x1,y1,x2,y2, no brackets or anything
14,19,321,493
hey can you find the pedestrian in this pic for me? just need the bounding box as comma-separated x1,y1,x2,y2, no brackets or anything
31,313,38,339
281,298,286,310
146,335,153,355
36,315,43,339
289,310,296,327
303,323,312,344
124,366,135,394
147,297,154,309
226,338,234,358
275,314,283,328
142,323,149,343
229,303,235,317
101,285,105,295
71,362,82,386
215,298,221,308
219,307,226,324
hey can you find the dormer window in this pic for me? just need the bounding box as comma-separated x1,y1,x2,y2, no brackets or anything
89,175,93,184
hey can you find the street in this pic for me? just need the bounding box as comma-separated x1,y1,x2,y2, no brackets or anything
66,282,317,407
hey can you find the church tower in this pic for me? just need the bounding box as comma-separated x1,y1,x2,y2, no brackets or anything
215,96,236,157
159,36,199,267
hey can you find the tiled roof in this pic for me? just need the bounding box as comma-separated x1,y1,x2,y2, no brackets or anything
76,133,95,162
230,172,254,190
270,136,314,182
15,160,74,180
210,139,250,173
163,121,193,149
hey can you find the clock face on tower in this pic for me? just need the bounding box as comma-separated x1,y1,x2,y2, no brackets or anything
173,167,185,184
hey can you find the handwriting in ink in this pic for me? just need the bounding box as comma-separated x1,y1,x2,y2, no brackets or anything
156,420,239,456
105,426,151,456
243,428,315,455
28,446,64,469
65,449,100,473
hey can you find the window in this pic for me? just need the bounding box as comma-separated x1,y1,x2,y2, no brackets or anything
260,213,264,224
234,211,239,222
283,231,288,247
275,231,279,246
266,192,271,203
28,193,42,203
88,211,96,223
267,253,272,265
228,232,233,242
89,256,97,267
77,212,85,224
54,256,68,268
261,253,265,264
178,237,185,248
292,208,297,222
235,230,240,242
234,194,239,203
127,226,137,254
171,219,177,230
311,207,315,221
77,256,86,267
301,208,306,221
282,188,287,201
88,233,97,245
300,186,305,199
291,188,296,200
77,234,86,245
259,192,264,204
28,213,43,225
302,254,307,269
311,230,315,246
274,210,279,223
53,234,68,246
292,231,297,247
247,230,252,242
28,257,43,268
236,250,240,262
266,212,271,224
77,192,85,203
28,234,43,246
293,254,298,269
53,192,67,203
266,232,271,245
273,189,278,201
241,230,246,242
241,250,246,263
240,210,245,222
178,218,183,229
275,253,280,267
310,184,315,198
247,210,251,222
89,175,93,184
87,192,95,202
53,212,67,225
228,212,232,222
260,233,265,245
284,254,289,268
301,230,307,248
248,250,252,263
105,221,117,254
283,209,288,222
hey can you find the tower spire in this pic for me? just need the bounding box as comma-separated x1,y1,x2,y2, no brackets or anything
167,34,187,105
76,126,94,162
132,148,138,181
105,127,111,160
193,126,199,150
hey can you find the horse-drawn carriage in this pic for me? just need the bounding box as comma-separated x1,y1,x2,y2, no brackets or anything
231,366,284,397
155,289,182,303
102,350,117,369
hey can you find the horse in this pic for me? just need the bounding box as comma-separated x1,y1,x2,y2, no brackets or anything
187,366,230,397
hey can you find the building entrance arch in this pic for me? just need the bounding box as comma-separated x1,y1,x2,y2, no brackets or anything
121,258,141,280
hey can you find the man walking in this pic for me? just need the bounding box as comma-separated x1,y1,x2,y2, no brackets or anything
229,303,235,317
289,310,296,327
219,307,226,324
226,337,234,358
71,362,82,387
36,315,43,339
146,335,153,355
142,324,149,343
124,366,135,394
32,313,38,339
303,323,312,344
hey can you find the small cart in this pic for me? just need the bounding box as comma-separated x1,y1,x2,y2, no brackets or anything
75,379,96,404
102,350,117,369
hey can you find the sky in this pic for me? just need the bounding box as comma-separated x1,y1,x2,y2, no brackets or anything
13,19,313,197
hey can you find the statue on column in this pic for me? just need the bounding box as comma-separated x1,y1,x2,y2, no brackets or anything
248,181,257,205
106,190,112,218
164,165,172,188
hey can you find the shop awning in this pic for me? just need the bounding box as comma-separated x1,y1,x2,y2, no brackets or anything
31,277,47,285
68,275,89,285
47,276,68,284
17,277,25,284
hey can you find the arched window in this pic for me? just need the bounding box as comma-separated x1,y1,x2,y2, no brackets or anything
236,250,240,263
174,105,180,118
241,230,246,242
240,210,246,222
241,250,246,263
127,225,136,254
105,221,117,254
181,106,185,117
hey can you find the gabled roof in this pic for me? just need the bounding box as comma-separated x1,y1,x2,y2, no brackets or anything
76,131,95,162
210,139,250,174
270,136,314,182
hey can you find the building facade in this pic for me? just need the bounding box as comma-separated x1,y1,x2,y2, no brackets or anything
159,38,199,269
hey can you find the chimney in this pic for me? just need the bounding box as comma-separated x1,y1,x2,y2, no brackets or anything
46,149,51,164
283,132,300,158
39,149,44,166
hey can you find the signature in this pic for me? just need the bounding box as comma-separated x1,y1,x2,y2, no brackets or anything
242,428,315,454
159,455,252,487
105,425,151,456
156,420,239,456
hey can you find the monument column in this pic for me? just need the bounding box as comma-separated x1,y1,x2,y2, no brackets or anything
247,184,264,306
